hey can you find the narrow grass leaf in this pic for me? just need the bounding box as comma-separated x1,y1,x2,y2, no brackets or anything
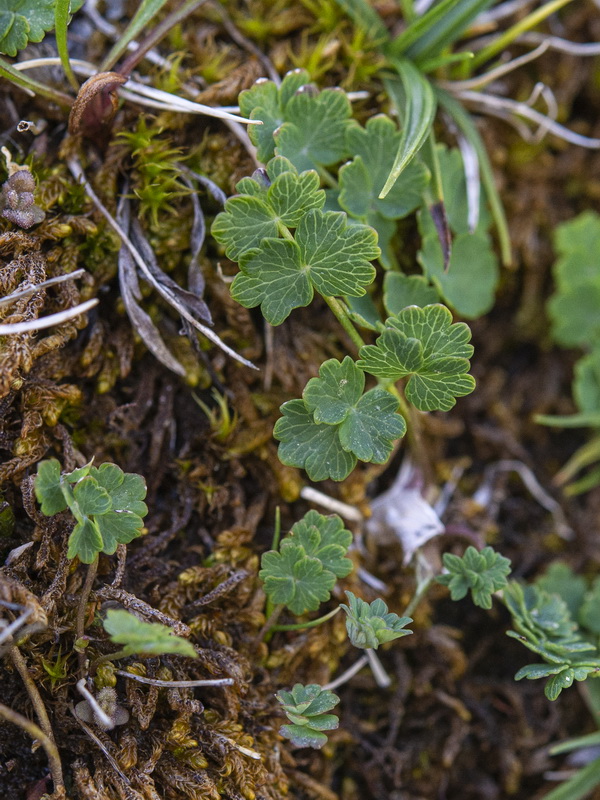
436,89,512,266
100,0,170,71
380,60,436,199
332,0,389,46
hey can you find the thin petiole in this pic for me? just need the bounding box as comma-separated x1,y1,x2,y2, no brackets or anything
271,605,342,632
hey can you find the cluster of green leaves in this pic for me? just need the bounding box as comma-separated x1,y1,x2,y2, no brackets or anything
340,591,412,649
274,356,405,482
259,510,353,614
275,683,340,749
330,0,572,269
504,577,600,701
0,0,82,57
536,211,600,493
274,305,475,481
35,459,147,564
212,154,380,325
436,545,512,609
103,609,197,659
237,69,500,311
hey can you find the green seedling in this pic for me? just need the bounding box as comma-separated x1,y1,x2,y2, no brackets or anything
239,70,354,170
340,591,413,649
504,581,600,701
35,459,147,564
275,357,405,482
101,609,197,660
436,545,512,609
215,76,479,485
260,510,353,616
276,683,340,749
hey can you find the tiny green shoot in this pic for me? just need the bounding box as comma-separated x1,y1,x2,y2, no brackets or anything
436,545,512,609
340,591,413,649
276,683,340,749
34,459,148,564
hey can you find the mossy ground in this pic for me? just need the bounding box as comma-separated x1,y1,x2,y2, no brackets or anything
1,2,600,799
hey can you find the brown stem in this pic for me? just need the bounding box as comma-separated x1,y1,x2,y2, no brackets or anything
10,647,54,743
0,702,64,799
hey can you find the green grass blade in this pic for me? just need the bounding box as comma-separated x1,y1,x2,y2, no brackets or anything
541,756,600,800
55,0,79,91
380,59,436,199
386,0,493,61
0,56,72,107
100,0,171,71
470,0,576,71
436,88,512,265
550,731,600,756
332,0,389,45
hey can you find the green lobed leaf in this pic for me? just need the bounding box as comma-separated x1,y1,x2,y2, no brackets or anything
35,459,69,515
357,304,475,412
231,210,379,325
259,544,336,615
239,69,310,163
0,0,84,55
301,356,406,463
338,115,429,267
340,591,413,649
383,273,439,316
436,546,511,609
276,684,340,749
285,510,353,579
90,463,148,517
340,116,429,222
103,609,197,658
72,477,111,517
274,398,358,482
503,581,600,686
275,87,354,172
535,563,587,622
95,511,145,554
418,226,499,319
67,519,103,564
303,356,364,424
212,157,325,262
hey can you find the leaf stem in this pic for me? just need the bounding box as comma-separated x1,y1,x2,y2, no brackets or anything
55,0,80,91
322,295,367,353
10,647,56,745
90,647,132,671
76,559,98,676
322,654,369,690
403,575,434,618
260,603,285,642
271,605,341,632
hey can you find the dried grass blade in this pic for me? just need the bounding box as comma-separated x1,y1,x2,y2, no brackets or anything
0,299,97,335
67,157,256,369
